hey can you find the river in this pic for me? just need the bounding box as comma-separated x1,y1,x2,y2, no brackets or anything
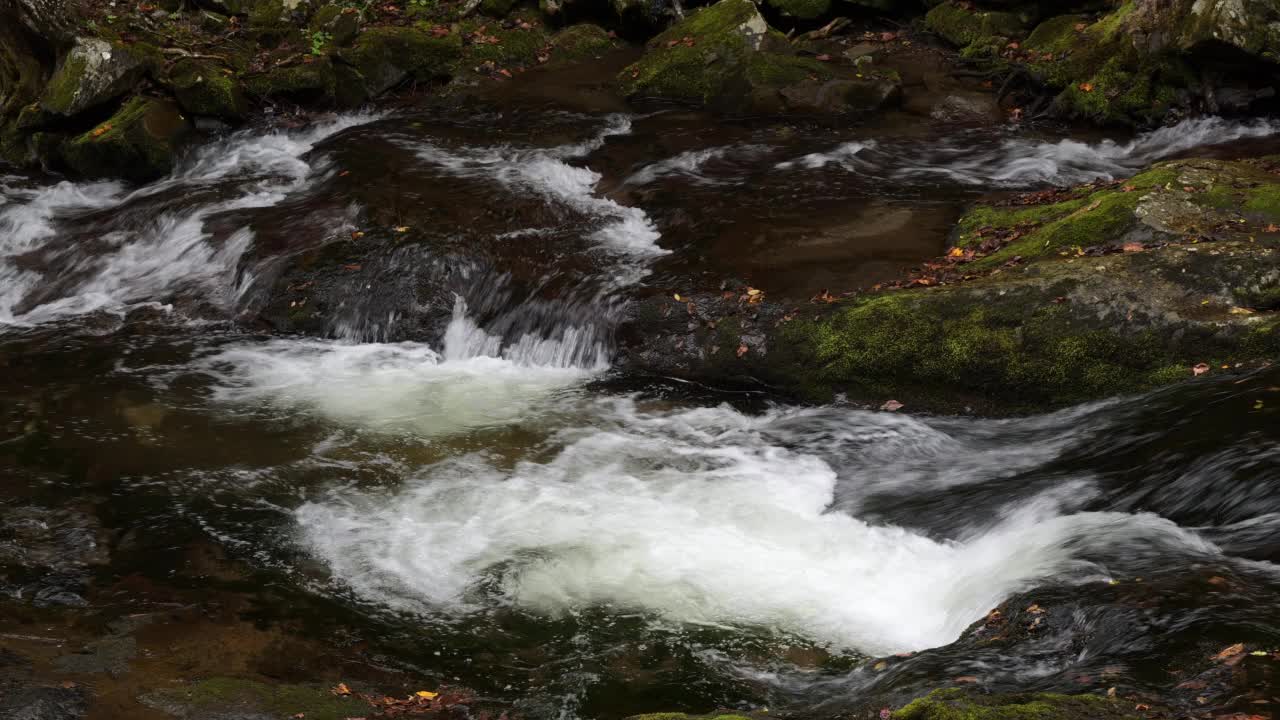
1,107,1278,718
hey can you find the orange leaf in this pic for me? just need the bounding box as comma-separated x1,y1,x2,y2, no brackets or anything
736,344,748,358
90,123,113,138
1079,82,1094,93
1121,242,1144,253
815,53,832,61
1193,363,1211,377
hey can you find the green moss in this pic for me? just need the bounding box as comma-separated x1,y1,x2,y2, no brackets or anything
627,715,755,720
60,97,187,182
169,59,247,119
341,25,462,87
459,16,549,66
618,0,816,109
1243,184,1280,219
954,164,1186,268
924,2,1023,50
41,53,89,115
776,280,1227,407
146,677,360,720
893,689,1136,720
766,0,830,21
246,60,339,102
551,24,615,60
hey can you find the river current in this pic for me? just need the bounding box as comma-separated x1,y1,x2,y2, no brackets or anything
1,108,1278,718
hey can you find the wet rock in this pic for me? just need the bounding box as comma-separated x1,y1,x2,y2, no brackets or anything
308,4,359,46
140,676,362,720
337,26,462,98
891,689,1135,720
0,686,89,720
618,158,1280,412
38,37,152,119
927,92,1003,124
58,97,190,182
550,23,617,62
924,1,1025,54
617,0,901,115
169,59,249,120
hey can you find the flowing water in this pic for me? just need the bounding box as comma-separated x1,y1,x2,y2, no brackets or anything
1,107,1279,719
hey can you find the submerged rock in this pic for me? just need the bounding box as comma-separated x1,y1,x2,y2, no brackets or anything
617,0,901,115
619,158,1280,412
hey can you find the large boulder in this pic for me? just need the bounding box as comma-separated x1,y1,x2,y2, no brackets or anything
336,26,462,98
618,158,1280,412
39,37,153,119
59,96,191,182
617,0,901,115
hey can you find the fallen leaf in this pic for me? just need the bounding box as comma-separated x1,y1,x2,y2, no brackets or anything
1079,82,1094,93
415,691,439,699
1214,643,1245,662
948,247,966,258
498,68,512,78
1074,22,1087,31
1121,184,1137,192
1266,223,1279,232
394,226,410,233
673,293,683,301
90,123,113,138
1026,604,1044,614
342,264,361,271
815,53,832,61
879,31,896,42
954,676,980,684
873,660,888,671
736,343,749,358
1249,650,1269,656
431,25,451,38
1107,687,1117,698
880,399,904,412
1122,242,1144,253
338,170,350,177
351,231,365,240
879,709,891,720
1193,363,1211,376
332,683,352,696
1134,704,1149,711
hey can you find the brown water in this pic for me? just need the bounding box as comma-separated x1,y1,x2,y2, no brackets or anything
1,106,1279,720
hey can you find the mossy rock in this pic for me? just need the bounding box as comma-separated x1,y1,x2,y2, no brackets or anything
246,58,340,104
40,37,152,119
169,59,248,119
924,1,1024,52
954,158,1280,269
59,96,190,182
893,689,1139,720
617,0,895,114
338,25,462,96
1021,5,1192,126
140,676,361,720
458,14,550,68
310,4,360,46
550,23,616,61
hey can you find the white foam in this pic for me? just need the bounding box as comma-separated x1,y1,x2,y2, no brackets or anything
774,116,1280,187
295,399,1220,656
775,141,875,171
626,144,769,186
0,113,382,327
409,115,666,259
200,298,600,437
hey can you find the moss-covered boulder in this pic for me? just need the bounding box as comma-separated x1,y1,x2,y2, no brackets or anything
617,0,901,115
309,3,360,46
893,689,1139,720
618,158,1280,412
59,97,190,182
458,14,551,70
924,1,1025,56
169,59,248,119
245,57,366,106
39,37,152,119
337,25,462,97
550,23,616,62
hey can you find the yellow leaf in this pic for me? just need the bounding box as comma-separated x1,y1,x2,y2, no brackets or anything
416,691,438,699
673,293,682,301
394,226,410,233
947,247,965,258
